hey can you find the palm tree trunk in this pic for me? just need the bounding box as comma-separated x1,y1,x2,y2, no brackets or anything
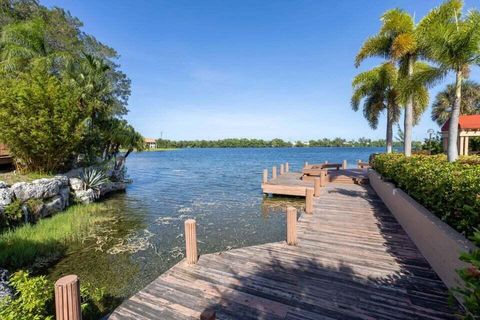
447,70,462,162
404,56,414,157
386,107,393,153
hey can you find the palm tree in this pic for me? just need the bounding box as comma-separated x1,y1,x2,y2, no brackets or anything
355,9,428,157
352,63,401,153
432,80,480,125
416,0,480,161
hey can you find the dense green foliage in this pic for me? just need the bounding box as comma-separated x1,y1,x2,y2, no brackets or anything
432,81,480,126
0,0,143,172
455,230,480,319
372,154,480,237
0,270,107,320
155,137,411,149
0,203,111,270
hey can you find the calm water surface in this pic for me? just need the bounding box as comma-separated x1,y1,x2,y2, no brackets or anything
46,147,383,303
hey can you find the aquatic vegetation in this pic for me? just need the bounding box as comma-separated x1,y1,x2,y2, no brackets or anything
0,204,113,271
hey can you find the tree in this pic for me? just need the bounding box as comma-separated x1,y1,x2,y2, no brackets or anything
416,0,480,161
431,80,480,125
351,63,401,153
355,9,430,156
0,62,85,172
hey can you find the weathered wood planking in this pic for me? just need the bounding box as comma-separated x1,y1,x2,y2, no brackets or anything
109,183,459,320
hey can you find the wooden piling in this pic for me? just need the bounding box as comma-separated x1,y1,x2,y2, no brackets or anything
320,169,327,187
286,206,298,245
272,166,277,179
262,169,268,183
55,275,81,320
342,160,347,170
357,159,361,168
314,177,321,197
324,160,328,164
280,164,284,175
304,161,308,168
285,162,289,173
185,219,198,264
306,188,314,214
200,309,216,320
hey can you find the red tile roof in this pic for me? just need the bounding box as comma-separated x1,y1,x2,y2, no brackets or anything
441,115,480,131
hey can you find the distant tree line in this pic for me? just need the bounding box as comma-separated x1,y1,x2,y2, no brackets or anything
155,137,417,149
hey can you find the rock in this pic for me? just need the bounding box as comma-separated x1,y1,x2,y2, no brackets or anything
59,186,70,207
41,195,65,217
69,178,83,192
0,187,13,207
0,181,7,188
99,181,126,197
12,176,68,201
74,189,97,204
0,268,12,301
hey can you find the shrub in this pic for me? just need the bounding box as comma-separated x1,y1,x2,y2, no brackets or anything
2,200,24,228
0,271,106,320
372,154,480,237
81,167,109,191
455,230,480,319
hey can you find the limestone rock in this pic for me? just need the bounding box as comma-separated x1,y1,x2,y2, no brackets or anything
12,176,68,201
74,189,97,204
69,178,83,192
99,181,126,197
41,195,66,217
0,181,7,188
0,187,13,208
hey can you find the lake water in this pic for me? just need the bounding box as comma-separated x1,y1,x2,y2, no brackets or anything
46,147,383,306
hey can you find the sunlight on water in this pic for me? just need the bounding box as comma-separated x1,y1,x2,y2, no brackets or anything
46,147,381,303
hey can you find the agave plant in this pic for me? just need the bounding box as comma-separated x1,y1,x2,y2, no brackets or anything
81,167,109,191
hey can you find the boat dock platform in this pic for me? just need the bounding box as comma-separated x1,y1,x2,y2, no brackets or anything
108,161,459,320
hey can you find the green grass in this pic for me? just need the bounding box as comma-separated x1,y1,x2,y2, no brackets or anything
0,170,55,185
0,203,112,271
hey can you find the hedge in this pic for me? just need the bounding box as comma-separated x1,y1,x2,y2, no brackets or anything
372,154,480,237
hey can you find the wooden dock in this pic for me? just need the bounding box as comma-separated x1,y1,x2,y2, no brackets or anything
108,168,459,319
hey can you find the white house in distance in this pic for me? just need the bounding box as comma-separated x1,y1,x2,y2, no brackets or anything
144,138,156,149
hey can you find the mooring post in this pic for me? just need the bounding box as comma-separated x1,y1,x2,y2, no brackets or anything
314,177,321,197
55,275,82,320
262,169,268,183
286,206,298,245
285,162,289,173
357,159,361,168
306,188,314,214
272,166,277,179
342,160,347,170
280,164,284,175
324,160,328,164
185,219,198,264
304,161,308,168
320,169,327,187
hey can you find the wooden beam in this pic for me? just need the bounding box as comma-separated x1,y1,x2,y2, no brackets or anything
185,219,198,264
272,166,277,180
314,177,321,197
286,206,297,245
280,164,284,175
262,169,268,183
306,188,314,214
55,275,81,320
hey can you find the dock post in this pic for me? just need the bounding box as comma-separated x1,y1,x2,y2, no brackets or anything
314,177,321,197
200,309,216,320
55,275,81,320
306,188,314,214
357,159,361,168
262,169,268,183
324,160,328,164
286,207,298,245
285,162,289,173
272,166,277,179
280,164,284,175
304,161,308,168
185,219,198,264
342,160,347,170
320,169,327,187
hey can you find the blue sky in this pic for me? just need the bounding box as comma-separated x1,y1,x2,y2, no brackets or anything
42,0,479,141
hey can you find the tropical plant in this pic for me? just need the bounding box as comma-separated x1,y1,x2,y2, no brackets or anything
351,63,401,153
432,80,480,125
455,230,480,319
355,9,430,157
416,0,480,162
0,270,53,320
81,168,109,192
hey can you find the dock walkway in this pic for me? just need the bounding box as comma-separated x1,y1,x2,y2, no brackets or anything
109,175,458,319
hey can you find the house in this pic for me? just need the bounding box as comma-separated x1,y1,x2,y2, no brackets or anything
144,138,157,149
441,115,480,155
